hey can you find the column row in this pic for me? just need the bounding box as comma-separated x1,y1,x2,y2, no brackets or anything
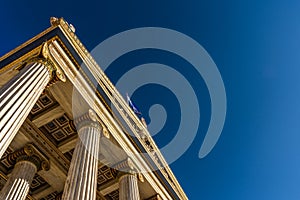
0,43,142,199
0,43,66,159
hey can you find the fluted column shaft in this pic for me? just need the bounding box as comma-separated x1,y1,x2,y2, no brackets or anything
62,114,101,200
119,173,140,200
0,61,51,158
0,160,37,200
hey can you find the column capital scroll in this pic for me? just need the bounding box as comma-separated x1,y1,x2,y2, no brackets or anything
114,158,144,183
18,42,67,85
40,42,66,84
6,143,50,171
73,109,102,131
113,157,135,172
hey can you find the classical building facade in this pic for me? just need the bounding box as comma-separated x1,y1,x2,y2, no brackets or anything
0,17,188,200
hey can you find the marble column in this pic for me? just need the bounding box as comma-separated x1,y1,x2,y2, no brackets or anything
114,158,141,200
62,109,101,200
0,144,50,200
0,44,66,159
119,173,140,200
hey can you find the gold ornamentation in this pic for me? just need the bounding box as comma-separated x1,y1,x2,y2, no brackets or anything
41,41,50,59
55,68,66,82
41,42,66,83
88,109,97,122
102,127,110,139
50,17,62,26
141,117,147,127
50,16,75,32
138,173,144,182
19,42,66,86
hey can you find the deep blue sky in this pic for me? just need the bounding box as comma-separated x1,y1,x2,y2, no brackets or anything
1,1,300,199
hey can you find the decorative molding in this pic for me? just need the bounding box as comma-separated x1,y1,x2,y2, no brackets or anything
39,113,77,146
97,165,118,186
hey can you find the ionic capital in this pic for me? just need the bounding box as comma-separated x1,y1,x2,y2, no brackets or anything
113,157,135,172
113,158,145,183
73,109,101,130
6,143,50,171
18,42,66,86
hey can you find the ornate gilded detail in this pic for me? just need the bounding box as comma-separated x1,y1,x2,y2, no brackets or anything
102,126,110,139
17,42,66,88
6,144,50,171
50,17,62,26
137,173,144,183
50,17,75,32
41,42,66,83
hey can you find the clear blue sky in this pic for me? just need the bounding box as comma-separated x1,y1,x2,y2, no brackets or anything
1,1,300,199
